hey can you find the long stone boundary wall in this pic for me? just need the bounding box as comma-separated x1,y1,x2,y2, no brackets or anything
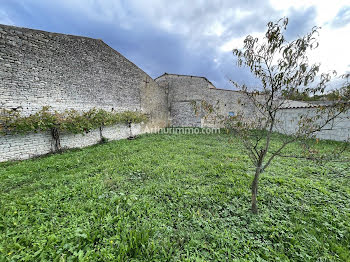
0,24,168,162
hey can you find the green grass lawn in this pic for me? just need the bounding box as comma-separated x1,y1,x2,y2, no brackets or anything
0,132,349,261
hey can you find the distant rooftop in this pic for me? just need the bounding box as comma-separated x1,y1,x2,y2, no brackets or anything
155,73,216,87
155,73,252,93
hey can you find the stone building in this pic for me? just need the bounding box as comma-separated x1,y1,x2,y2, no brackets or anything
156,73,350,141
155,73,255,127
0,24,349,162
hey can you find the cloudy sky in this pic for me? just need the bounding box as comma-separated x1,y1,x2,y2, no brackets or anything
1,0,349,89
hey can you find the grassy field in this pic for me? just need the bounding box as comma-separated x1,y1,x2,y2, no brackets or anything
0,132,349,261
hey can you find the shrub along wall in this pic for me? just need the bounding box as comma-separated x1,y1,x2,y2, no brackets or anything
0,107,147,162
0,124,142,162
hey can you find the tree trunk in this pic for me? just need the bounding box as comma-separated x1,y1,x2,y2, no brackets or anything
51,127,61,152
99,126,103,141
128,121,133,139
251,167,261,214
99,126,102,139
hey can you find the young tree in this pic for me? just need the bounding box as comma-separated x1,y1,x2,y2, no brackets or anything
225,18,350,214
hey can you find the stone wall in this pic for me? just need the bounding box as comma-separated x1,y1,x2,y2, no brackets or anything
0,124,141,162
0,24,168,162
275,108,350,141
